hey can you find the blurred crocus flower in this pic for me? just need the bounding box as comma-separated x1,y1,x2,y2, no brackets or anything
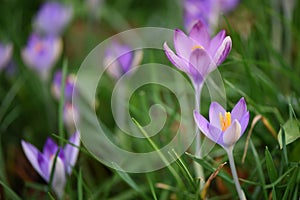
52,70,76,102
164,21,232,90
194,97,249,149
0,43,13,70
22,33,62,80
63,103,79,133
104,42,143,79
21,132,80,198
34,1,73,36
184,0,239,32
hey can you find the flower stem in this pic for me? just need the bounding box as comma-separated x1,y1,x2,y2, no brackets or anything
193,84,205,188
226,147,246,200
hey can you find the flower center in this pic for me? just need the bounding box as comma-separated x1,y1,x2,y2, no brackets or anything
191,45,204,51
219,112,231,131
34,42,44,53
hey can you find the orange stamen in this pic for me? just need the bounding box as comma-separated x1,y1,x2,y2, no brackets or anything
219,112,231,131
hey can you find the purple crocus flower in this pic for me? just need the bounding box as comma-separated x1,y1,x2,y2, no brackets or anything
0,43,13,70
22,33,62,80
104,42,143,79
63,103,79,133
184,0,239,32
21,132,80,198
34,2,73,36
51,70,76,102
194,97,249,149
164,20,232,89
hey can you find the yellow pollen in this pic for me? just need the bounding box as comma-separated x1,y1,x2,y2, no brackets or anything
191,45,204,51
219,112,231,131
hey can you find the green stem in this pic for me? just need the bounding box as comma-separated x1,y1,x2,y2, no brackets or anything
226,147,246,200
194,83,205,188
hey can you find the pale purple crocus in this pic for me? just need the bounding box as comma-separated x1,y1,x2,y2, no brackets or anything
194,97,249,199
164,20,232,91
33,2,73,36
104,42,143,79
51,71,76,102
21,132,80,198
22,33,62,80
0,43,13,70
194,97,249,149
184,0,239,32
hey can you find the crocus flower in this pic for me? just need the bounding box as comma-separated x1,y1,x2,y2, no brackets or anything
164,20,232,90
51,70,76,102
63,103,79,133
104,42,143,79
22,33,62,80
0,43,13,70
184,0,239,32
194,97,249,149
21,132,80,198
34,2,73,36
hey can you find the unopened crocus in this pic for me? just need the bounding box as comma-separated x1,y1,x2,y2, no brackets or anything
21,132,80,198
63,103,79,133
164,20,232,91
34,2,73,36
194,97,249,199
0,43,13,70
184,0,239,32
22,33,62,80
104,42,143,79
52,70,76,102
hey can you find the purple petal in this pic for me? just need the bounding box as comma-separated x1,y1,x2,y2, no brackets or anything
174,29,195,61
209,102,226,128
222,120,241,148
239,111,250,134
193,110,209,134
188,48,212,83
43,138,58,159
189,20,210,49
163,42,190,74
64,132,80,174
48,156,66,198
118,52,133,74
208,30,226,56
231,97,247,121
213,36,232,65
21,140,49,181
0,43,13,70
207,123,222,144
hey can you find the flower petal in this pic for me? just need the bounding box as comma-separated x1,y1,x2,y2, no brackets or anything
209,102,226,128
188,48,212,83
173,29,195,61
43,138,58,159
239,111,250,134
189,20,210,48
213,36,232,65
231,97,247,121
49,156,66,198
222,120,241,148
163,42,190,74
208,30,226,56
193,110,209,134
64,132,80,174
21,140,49,181
207,123,222,144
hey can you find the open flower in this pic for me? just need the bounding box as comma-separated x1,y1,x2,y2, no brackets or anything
51,70,76,102
34,2,73,36
21,132,80,198
22,33,62,80
194,97,249,149
184,0,239,32
0,43,13,70
164,21,232,89
104,42,143,80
